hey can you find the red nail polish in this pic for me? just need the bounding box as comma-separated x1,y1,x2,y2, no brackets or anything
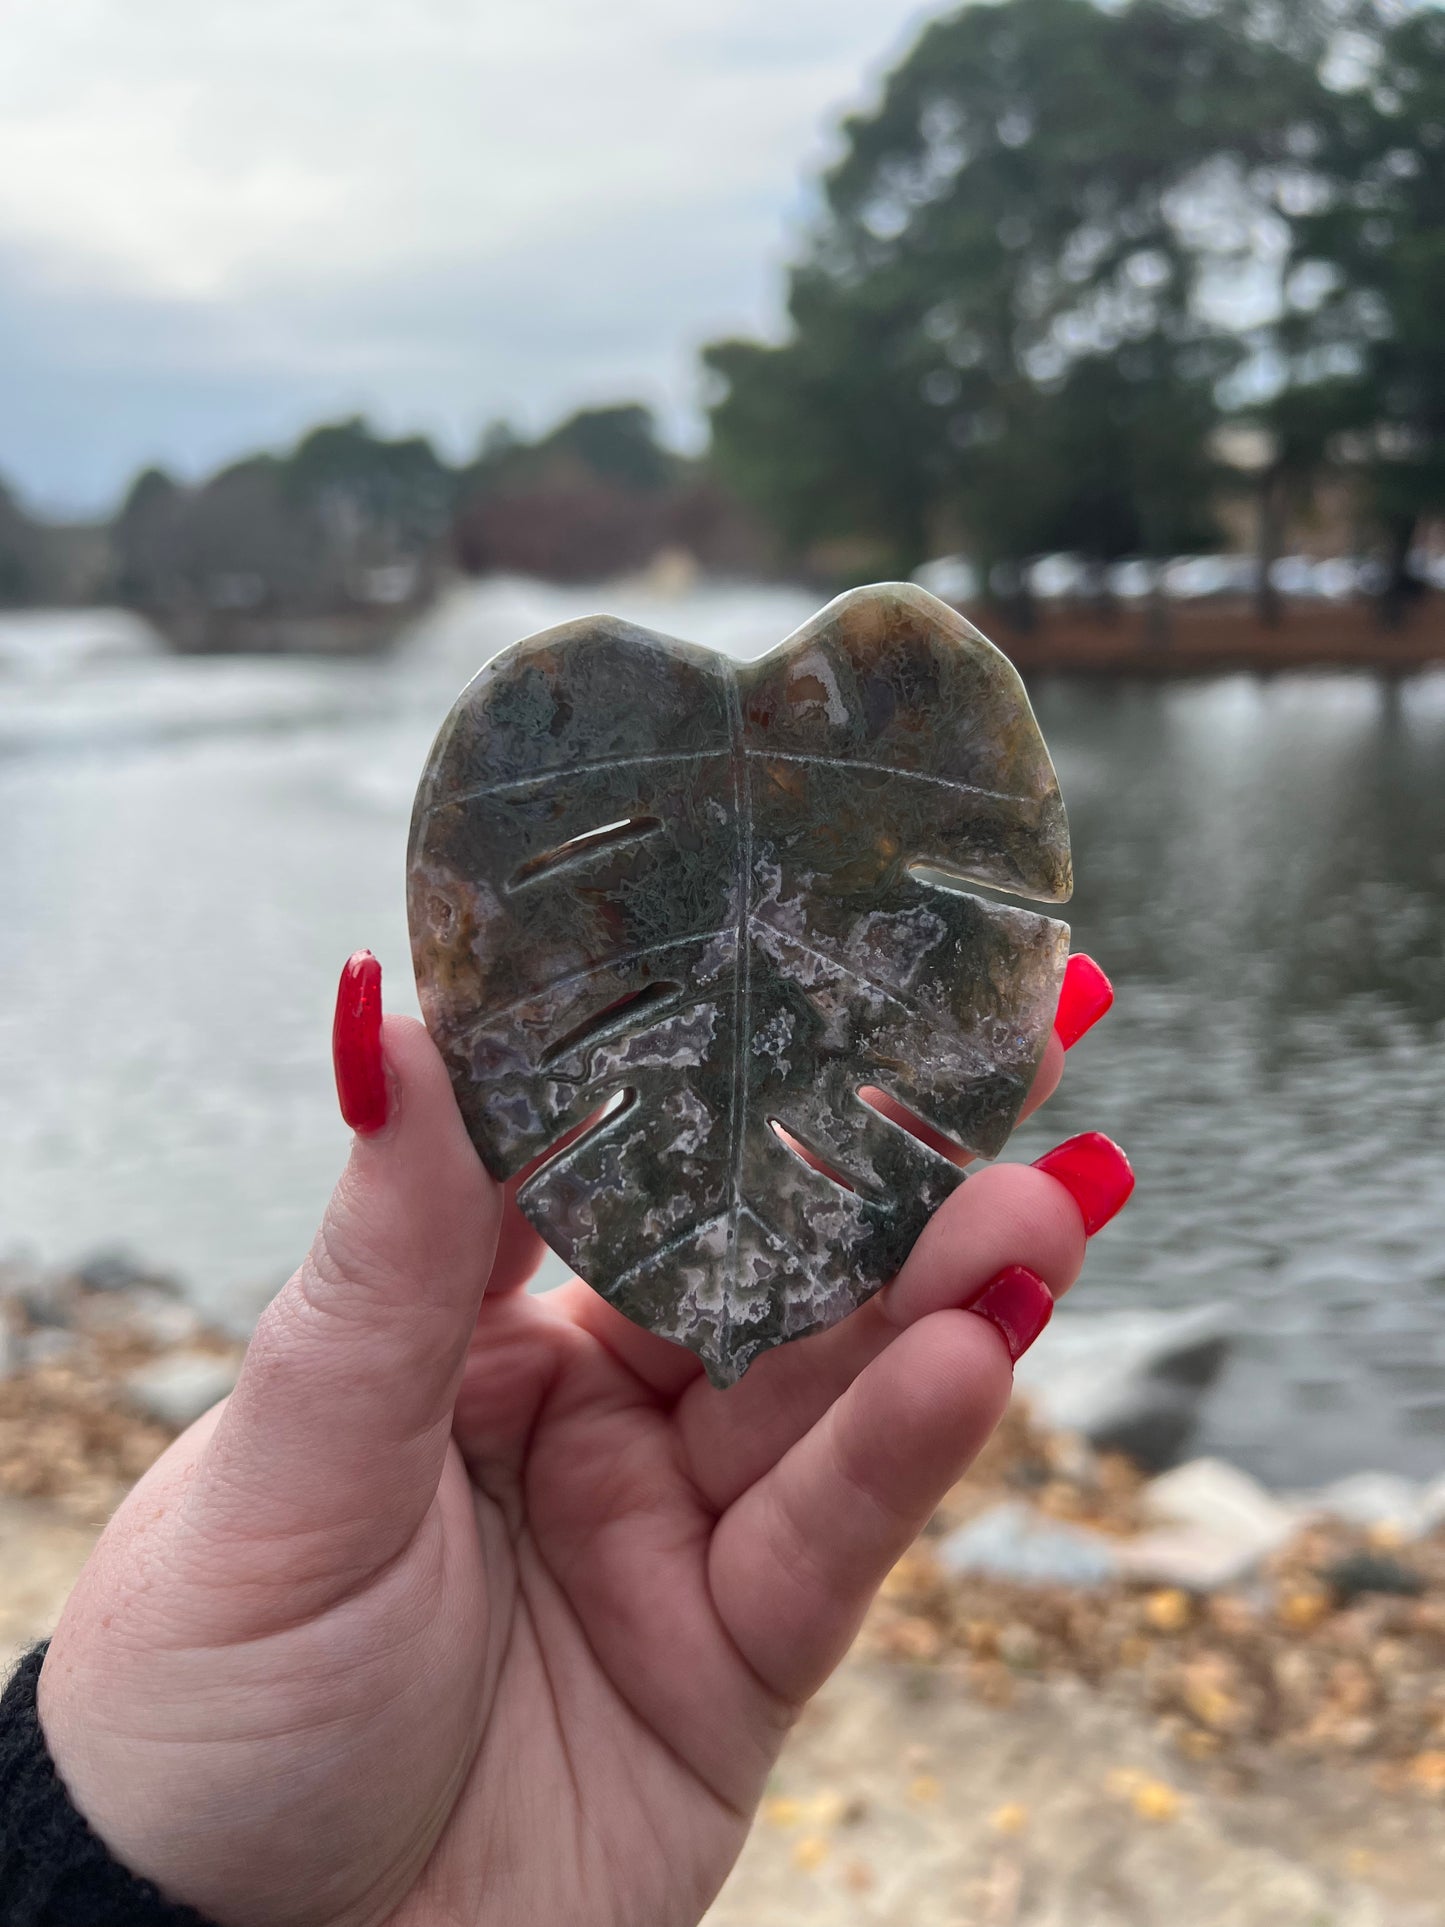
1033,1131,1134,1235
967,1265,1054,1362
1054,953,1114,1050
333,951,387,1135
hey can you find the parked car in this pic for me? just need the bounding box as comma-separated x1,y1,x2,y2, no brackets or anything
911,555,980,604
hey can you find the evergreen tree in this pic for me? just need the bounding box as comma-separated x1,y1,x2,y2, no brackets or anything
705,0,1338,586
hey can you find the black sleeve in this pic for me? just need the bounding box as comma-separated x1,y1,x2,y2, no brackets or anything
0,1644,217,1927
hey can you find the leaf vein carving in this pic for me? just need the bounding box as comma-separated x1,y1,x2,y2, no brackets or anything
738,1203,811,1261
724,673,753,1315
748,914,915,1018
601,1210,728,1294
426,748,1036,815
745,750,1037,809
431,747,729,810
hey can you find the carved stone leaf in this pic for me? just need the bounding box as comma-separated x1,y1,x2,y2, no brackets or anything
408,583,1072,1386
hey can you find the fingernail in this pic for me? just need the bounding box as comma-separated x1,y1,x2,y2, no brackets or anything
1054,953,1114,1050
1033,1131,1134,1235
333,950,387,1135
967,1265,1054,1362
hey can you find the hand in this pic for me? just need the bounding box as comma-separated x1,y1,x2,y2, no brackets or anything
38,953,1127,1927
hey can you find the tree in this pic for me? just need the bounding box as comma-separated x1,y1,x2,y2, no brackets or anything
705,0,1338,588
450,404,713,581
1243,377,1369,625
705,270,940,577
1282,4,1445,621
111,422,454,623
458,404,679,499
113,467,184,606
0,478,41,606
538,404,679,493
286,418,455,555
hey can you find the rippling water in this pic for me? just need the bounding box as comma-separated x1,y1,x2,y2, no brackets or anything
1,582,1441,1483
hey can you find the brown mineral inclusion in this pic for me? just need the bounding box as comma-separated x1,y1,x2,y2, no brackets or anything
408,583,1072,1385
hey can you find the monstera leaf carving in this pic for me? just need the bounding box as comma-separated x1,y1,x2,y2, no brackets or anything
408,583,1072,1385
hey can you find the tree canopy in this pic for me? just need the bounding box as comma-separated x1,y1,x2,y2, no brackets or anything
704,0,1438,605
1279,5,1445,610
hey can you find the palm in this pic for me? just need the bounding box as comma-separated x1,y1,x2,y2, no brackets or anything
404,1219,1034,1927
402,1296,784,1927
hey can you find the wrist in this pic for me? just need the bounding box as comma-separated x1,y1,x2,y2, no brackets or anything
3,1644,215,1927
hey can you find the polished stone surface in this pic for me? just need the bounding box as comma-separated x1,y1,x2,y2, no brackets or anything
408,583,1071,1384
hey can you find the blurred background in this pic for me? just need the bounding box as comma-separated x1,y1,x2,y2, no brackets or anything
2,0,1445,1487
3,4,1445,1911
5,0,1443,1475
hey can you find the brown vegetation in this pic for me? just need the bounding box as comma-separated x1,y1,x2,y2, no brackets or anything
870,1406,1445,1783
452,475,769,583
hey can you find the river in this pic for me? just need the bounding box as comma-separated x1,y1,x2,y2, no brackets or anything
1,579,1441,1485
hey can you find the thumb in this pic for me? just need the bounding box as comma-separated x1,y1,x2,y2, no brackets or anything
194,954,501,1576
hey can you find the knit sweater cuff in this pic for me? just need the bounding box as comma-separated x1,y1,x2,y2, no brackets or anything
0,1644,217,1927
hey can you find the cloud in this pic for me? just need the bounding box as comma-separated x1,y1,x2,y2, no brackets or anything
0,0,928,513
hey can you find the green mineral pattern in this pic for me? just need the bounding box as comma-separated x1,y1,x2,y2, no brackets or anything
408,582,1072,1385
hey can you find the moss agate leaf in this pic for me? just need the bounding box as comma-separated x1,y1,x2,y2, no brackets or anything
407,583,1072,1386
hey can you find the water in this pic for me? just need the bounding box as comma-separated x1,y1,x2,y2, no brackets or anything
1,582,1442,1485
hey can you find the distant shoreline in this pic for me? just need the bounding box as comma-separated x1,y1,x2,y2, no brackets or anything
4,581,1444,678
974,597,1445,678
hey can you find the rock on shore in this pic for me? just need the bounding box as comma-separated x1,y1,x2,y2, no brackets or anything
1016,1302,1233,1470
0,1253,241,1515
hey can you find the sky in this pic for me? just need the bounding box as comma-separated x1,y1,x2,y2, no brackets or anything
0,0,936,517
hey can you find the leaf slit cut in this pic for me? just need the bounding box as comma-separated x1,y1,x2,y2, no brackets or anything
906,858,1054,913
539,982,684,1069
856,1086,971,1168
767,1117,879,1202
510,816,662,889
517,1088,635,1185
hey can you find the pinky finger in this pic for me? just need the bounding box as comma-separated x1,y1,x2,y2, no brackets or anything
706,1300,1027,1706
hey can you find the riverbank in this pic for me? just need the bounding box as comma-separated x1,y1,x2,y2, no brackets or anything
3,1259,1444,1923
987,597,1445,677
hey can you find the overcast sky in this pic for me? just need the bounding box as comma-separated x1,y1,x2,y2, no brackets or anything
0,0,935,516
